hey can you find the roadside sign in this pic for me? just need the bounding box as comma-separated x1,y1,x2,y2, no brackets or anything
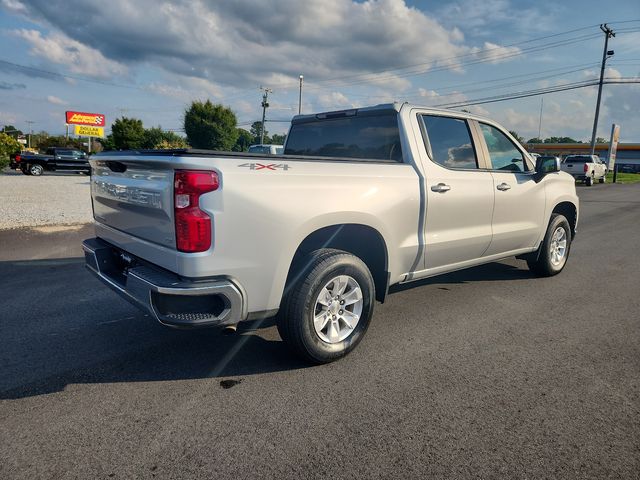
607,124,620,171
66,111,106,127
74,125,105,137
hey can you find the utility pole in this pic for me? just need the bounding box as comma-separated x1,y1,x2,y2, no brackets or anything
537,97,544,140
589,24,615,156
26,120,35,149
298,75,304,115
260,86,272,144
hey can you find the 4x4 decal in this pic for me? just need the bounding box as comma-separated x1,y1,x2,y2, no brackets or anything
238,163,291,171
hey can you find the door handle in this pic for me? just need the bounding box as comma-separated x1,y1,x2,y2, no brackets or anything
431,183,451,193
496,183,511,191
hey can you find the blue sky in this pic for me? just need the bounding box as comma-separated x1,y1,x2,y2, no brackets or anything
1,0,639,142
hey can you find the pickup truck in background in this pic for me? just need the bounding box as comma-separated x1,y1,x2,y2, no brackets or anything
83,103,579,363
561,154,607,186
11,147,90,176
248,144,284,154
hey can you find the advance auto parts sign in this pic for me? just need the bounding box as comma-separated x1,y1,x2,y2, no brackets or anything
66,111,106,127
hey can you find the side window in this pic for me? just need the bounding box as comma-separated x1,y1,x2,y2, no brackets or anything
419,115,478,169
479,123,526,172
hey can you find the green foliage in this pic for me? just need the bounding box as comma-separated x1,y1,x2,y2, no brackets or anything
142,127,189,149
232,128,253,152
526,137,543,144
0,132,21,169
250,121,267,144
543,136,580,144
596,137,607,144
111,117,145,150
270,133,286,145
99,134,117,151
184,100,238,150
35,135,86,151
1,125,23,138
508,130,524,144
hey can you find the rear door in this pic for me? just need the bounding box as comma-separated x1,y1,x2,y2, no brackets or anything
417,113,494,269
474,121,545,256
54,149,77,170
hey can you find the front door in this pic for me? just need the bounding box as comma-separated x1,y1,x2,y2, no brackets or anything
475,122,545,256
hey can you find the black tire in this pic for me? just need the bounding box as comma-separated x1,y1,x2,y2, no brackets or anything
277,248,375,364
585,175,593,186
527,214,572,277
29,163,44,176
599,175,606,184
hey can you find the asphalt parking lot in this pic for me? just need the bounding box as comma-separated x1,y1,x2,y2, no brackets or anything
1,183,639,479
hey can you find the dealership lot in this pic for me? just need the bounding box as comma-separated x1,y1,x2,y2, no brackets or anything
0,183,639,479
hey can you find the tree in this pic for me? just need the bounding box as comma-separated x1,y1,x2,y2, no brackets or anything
0,132,21,169
596,137,607,144
250,121,268,144
233,128,253,152
543,136,579,144
1,125,23,139
111,117,145,150
526,137,543,144
142,127,189,149
36,135,86,151
184,100,238,150
509,131,525,144
270,133,286,145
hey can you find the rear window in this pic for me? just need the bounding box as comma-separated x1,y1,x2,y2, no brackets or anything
564,156,590,163
285,112,403,162
248,146,271,154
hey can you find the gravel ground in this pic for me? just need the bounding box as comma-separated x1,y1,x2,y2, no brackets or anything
0,170,93,230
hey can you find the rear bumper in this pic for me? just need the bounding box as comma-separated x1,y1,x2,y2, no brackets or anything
82,237,246,328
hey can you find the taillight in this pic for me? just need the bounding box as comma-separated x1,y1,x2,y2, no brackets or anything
174,170,219,253
584,163,589,173
15,155,21,163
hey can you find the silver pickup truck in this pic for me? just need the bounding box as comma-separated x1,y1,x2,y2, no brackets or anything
83,103,579,363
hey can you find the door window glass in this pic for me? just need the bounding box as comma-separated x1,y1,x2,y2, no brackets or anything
419,115,478,169
479,123,526,172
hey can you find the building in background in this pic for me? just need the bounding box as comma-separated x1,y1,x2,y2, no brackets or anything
525,143,640,172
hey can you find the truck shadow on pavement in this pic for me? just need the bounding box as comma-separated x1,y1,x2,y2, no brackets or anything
0,256,534,400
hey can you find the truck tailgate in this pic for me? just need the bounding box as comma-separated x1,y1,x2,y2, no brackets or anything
91,158,176,248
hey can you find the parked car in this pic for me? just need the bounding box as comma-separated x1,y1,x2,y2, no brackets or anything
248,144,284,155
83,103,578,363
561,154,607,186
12,147,90,176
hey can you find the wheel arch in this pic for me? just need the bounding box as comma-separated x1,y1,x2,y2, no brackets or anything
552,201,577,238
285,224,390,303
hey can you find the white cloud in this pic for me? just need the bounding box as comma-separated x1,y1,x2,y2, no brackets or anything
11,29,127,79
46,95,67,105
470,42,522,64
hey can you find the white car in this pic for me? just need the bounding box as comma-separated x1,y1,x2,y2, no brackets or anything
83,103,579,363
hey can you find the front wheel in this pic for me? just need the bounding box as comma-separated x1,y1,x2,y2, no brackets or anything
277,249,375,364
599,174,606,184
585,175,593,186
527,214,572,277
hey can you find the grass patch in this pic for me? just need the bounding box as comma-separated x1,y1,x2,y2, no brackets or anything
605,172,640,184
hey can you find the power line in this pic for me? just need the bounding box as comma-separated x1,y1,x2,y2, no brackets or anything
434,77,639,108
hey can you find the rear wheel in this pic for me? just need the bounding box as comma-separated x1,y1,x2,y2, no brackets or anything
277,249,375,364
527,214,571,277
29,164,44,176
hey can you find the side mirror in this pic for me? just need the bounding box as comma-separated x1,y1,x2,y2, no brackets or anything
534,157,560,182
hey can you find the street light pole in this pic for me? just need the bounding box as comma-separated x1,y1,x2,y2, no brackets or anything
589,24,615,156
298,75,304,115
260,86,272,145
